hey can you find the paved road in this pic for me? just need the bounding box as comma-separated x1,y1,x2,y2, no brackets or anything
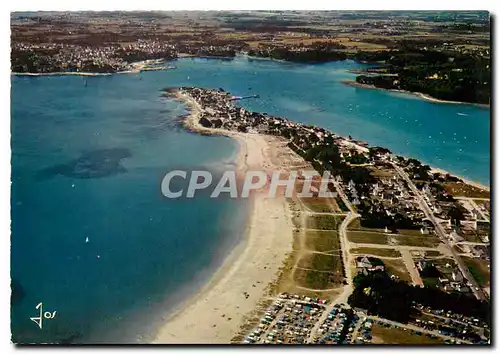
391,163,486,301
401,249,424,287
331,175,357,214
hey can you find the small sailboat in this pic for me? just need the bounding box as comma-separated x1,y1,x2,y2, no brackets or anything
85,237,89,243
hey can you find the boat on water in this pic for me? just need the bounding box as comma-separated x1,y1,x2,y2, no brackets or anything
85,237,89,243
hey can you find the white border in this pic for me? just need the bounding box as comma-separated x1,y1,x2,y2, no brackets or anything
3,1,498,11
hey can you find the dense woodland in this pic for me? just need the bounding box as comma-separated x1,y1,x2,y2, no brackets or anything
354,48,490,104
348,271,490,324
248,44,348,63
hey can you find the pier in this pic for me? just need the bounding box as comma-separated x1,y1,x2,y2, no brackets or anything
230,94,260,101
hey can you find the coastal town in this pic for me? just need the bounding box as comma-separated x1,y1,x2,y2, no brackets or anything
167,86,491,345
11,41,179,74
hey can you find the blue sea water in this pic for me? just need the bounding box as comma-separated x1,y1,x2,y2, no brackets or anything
10,56,490,343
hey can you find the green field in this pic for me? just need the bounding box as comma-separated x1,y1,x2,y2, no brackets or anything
422,277,440,288
348,231,389,244
348,219,385,233
347,230,440,247
351,247,401,258
298,253,343,274
461,256,490,286
390,235,441,248
460,231,484,243
307,215,341,230
305,230,341,253
300,196,340,213
335,196,349,212
371,323,444,344
294,268,342,290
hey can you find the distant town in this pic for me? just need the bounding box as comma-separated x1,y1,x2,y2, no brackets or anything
11,11,490,104
169,86,490,345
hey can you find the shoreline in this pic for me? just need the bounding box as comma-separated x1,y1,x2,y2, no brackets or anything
342,80,490,109
152,91,295,343
11,60,176,77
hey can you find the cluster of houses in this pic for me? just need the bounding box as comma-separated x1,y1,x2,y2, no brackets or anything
412,305,489,343
181,87,486,236
11,40,177,73
180,87,489,303
399,161,490,240
415,259,472,294
356,256,385,276
366,176,425,220
179,87,350,149
398,159,490,286
12,36,243,74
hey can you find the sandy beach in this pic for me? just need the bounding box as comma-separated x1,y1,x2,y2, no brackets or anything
152,92,296,343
